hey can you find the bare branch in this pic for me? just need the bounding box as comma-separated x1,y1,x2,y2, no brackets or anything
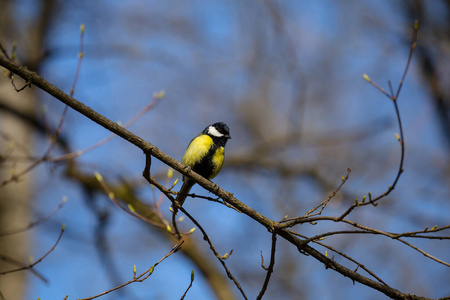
94,171,167,229
76,242,184,300
0,197,66,237
256,232,277,300
0,225,64,276
180,270,195,300
50,91,163,162
288,230,388,286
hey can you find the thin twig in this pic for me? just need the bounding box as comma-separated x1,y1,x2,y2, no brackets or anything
0,254,48,282
0,225,65,275
256,232,277,300
94,172,167,229
69,24,85,97
171,207,182,239
338,20,419,220
178,205,248,300
0,197,67,237
288,230,388,286
180,270,195,300
395,20,418,101
76,242,183,300
281,168,351,222
305,168,351,217
50,92,163,162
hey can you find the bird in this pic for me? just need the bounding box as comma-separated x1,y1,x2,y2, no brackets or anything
174,122,231,208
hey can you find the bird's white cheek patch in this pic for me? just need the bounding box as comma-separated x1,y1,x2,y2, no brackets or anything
208,126,224,137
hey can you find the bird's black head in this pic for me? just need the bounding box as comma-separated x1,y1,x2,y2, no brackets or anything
204,122,231,145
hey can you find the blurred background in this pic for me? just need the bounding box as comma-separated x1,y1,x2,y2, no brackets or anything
1,1,449,299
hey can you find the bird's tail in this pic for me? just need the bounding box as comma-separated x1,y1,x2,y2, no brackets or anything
174,179,195,208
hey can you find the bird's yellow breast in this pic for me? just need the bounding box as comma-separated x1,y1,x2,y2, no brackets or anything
182,135,214,167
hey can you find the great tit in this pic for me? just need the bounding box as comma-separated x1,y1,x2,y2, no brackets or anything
174,122,231,207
